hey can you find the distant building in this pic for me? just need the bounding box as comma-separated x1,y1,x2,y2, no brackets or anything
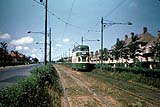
90,27,160,68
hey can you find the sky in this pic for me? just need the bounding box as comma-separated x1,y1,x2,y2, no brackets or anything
0,0,160,61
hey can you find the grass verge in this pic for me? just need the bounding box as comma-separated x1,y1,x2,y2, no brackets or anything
0,64,62,107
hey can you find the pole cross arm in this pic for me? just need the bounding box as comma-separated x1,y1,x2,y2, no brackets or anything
84,39,100,42
103,22,132,26
27,31,45,34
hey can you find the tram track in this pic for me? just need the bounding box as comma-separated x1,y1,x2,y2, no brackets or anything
84,70,160,107
98,74,160,106
56,65,70,107
55,64,160,107
54,64,114,107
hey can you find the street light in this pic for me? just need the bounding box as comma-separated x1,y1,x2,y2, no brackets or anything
100,17,132,65
27,28,51,63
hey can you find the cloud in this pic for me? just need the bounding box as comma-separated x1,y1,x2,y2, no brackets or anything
15,46,23,50
30,49,37,53
0,33,11,40
15,46,37,53
24,46,30,51
31,54,36,58
55,44,62,47
10,36,33,45
63,38,70,42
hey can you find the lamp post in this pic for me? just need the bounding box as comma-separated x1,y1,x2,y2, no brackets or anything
100,17,132,65
27,28,52,63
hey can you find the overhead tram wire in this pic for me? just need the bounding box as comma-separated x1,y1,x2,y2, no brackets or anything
33,0,128,39
104,0,128,18
84,0,128,35
33,0,99,35
62,0,76,39
33,0,84,30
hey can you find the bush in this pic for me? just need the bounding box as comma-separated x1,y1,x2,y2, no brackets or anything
94,63,160,88
0,64,62,107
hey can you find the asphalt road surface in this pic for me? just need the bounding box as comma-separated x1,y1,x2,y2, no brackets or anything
0,64,43,89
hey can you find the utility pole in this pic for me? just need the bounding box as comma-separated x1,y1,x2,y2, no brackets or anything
40,0,48,65
69,48,70,57
45,0,48,65
81,36,83,45
100,16,132,68
49,27,51,63
101,17,104,65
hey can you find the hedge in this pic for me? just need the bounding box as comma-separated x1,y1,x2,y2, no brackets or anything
95,63,160,78
0,64,62,107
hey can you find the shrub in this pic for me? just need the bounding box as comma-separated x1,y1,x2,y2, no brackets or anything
0,64,62,107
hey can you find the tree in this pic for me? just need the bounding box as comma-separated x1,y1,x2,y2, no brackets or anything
128,33,139,63
103,48,109,61
33,58,39,63
152,33,160,62
113,38,125,61
0,42,8,67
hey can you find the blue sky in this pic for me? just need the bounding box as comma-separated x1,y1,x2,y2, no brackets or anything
0,0,160,61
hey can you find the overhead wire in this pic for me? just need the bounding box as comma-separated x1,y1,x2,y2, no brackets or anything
33,0,84,30
84,0,128,35
62,0,76,38
33,0,128,38
33,0,99,33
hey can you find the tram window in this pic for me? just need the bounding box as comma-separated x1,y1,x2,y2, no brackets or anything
82,57,86,62
78,57,81,62
81,48,89,51
76,52,82,56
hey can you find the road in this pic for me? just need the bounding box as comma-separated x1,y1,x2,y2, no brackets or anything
0,64,43,89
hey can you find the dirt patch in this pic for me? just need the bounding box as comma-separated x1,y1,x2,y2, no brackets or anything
69,96,107,107
104,96,122,107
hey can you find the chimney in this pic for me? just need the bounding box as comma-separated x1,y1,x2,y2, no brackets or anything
131,32,134,39
125,35,128,41
143,27,147,34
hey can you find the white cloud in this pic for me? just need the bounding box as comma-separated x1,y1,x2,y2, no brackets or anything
24,46,30,51
0,33,11,40
31,54,36,58
31,49,37,53
15,46,37,53
10,36,33,45
15,46,23,50
55,44,62,47
63,38,70,42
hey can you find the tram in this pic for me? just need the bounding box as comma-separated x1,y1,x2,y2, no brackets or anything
71,45,91,70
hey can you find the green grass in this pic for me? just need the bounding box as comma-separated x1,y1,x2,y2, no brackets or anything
0,64,62,107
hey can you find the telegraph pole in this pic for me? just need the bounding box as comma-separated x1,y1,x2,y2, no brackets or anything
101,17,103,65
69,48,70,57
100,16,132,67
81,36,83,45
49,27,51,63
40,0,48,65
45,0,48,65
